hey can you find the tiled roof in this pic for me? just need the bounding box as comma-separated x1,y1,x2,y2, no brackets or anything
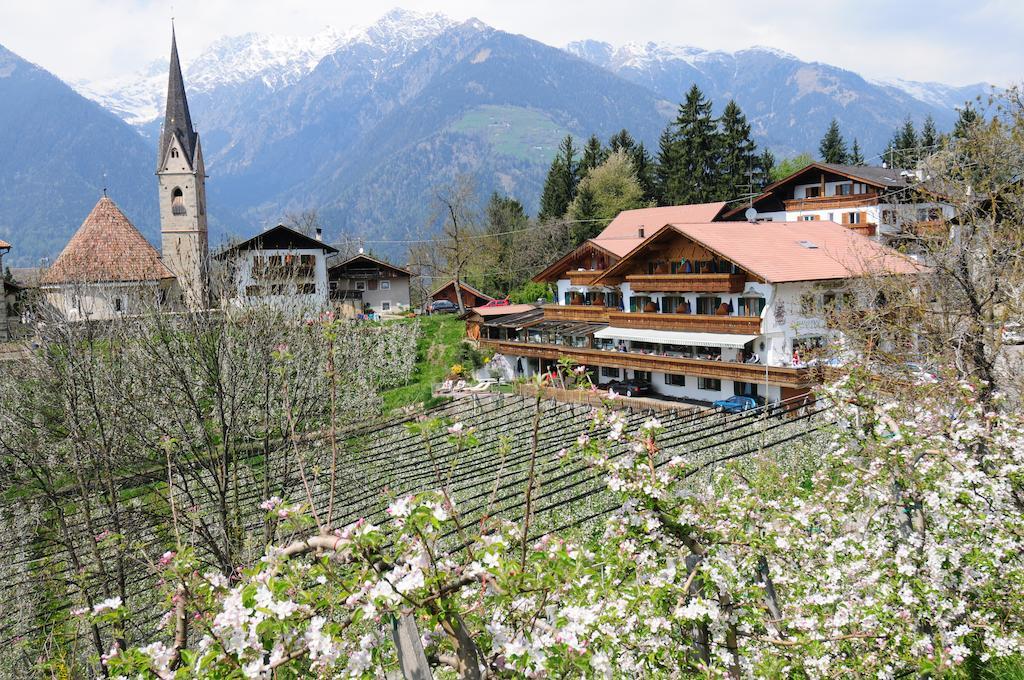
0,239,10,249
40,197,175,285
669,220,925,283
593,202,728,256
470,303,537,317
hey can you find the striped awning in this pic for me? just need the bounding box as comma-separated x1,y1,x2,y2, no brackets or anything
593,327,757,349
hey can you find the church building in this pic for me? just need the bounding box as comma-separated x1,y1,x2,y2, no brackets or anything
40,28,209,320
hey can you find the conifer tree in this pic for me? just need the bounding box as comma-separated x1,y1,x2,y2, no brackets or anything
632,142,658,203
920,115,938,153
953,104,981,140
717,100,757,201
819,118,849,164
755,148,775,190
896,118,919,165
659,84,720,205
579,134,608,179
850,138,864,165
538,135,579,221
608,129,636,154
568,185,600,245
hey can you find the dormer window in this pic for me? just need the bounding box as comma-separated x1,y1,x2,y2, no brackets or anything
171,187,186,216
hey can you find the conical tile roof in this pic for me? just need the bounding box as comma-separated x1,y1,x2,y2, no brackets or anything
41,197,175,285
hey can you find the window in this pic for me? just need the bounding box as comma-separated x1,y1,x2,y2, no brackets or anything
170,148,179,159
355,281,366,291
381,301,392,311
664,373,686,386
698,377,722,391
171,187,186,216
245,285,262,296
847,212,862,224
801,215,816,221
734,381,758,397
158,289,167,305
601,367,621,379
114,297,123,312
881,209,897,225
804,186,821,198
380,280,391,290
836,183,852,196
738,297,766,317
298,283,316,294
633,370,651,382
695,296,722,315
800,293,817,316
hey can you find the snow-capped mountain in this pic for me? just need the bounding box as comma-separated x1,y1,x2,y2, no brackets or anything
73,8,455,127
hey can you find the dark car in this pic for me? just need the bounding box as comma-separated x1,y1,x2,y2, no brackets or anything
606,378,651,398
427,299,459,314
712,395,759,413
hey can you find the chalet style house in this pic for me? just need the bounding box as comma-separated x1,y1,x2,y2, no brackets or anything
328,253,412,316
39,29,209,321
215,225,337,311
478,208,923,404
723,162,954,243
430,280,494,310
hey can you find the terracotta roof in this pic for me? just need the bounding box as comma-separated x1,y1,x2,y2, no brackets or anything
40,197,175,286
597,220,924,285
470,303,537,317
593,202,727,256
0,239,10,249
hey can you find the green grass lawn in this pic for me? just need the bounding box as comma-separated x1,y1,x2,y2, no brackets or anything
449,104,569,163
381,315,467,413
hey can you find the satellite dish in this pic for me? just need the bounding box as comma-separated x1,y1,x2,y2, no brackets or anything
744,207,758,223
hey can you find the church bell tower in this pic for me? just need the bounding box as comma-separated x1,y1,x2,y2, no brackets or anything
157,26,208,309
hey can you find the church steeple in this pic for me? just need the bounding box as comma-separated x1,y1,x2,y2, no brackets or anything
158,26,198,171
157,25,208,310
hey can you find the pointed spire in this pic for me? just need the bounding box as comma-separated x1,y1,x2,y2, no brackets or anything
158,24,198,170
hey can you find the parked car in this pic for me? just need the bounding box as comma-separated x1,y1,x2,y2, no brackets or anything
712,395,759,413
605,378,651,398
427,299,459,314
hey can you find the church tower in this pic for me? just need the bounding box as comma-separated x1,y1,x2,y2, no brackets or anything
157,26,208,309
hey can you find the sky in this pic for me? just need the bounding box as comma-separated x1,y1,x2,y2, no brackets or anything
1,0,1021,87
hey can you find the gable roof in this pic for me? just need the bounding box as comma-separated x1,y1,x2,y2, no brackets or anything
41,197,175,286
723,162,916,219
0,239,10,250
532,238,619,282
595,220,925,285
430,279,494,301
328,253,412,277
593,202,728,256
215,224,339,259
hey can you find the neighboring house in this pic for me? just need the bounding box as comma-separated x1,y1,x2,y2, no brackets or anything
464,303,539,340
0,239,9,340
327,253,412,316
39,197,178,320
429,280,494,310
722,162,954,242
214,225,337,313
479,217,922,404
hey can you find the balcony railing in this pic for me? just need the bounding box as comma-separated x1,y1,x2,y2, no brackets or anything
846,223,877,237
480,339,809,387
783,191,878,211
626,273,747,293
606,311,761,334
542,305,611,322
567,270,605,286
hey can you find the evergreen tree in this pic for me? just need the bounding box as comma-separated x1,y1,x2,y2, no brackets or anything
655,127,677,205
579,134,608,178
953,104,981,140
632,142,658,203
660,84,720,205
608,129,636,154
717,100,758,201
755,148,775,190
568,185,600,245
850,138,864,165
482,193,528,296
538,135,579,221
896,118,919,165
819,118,849,164
920,115,938,153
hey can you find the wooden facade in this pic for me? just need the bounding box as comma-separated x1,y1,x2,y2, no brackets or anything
606,311,761,334
567,270,606,286
541,304,612,322
626,273,747,293
480,339,809,387
782,191,879,212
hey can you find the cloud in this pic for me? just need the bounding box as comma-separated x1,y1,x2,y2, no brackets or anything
0,0,1019,86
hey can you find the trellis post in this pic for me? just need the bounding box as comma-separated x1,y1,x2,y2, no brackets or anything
391,611,434,680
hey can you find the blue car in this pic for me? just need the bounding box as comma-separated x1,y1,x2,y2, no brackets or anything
712,395,759,413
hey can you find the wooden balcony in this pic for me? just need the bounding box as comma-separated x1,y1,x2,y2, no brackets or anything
908,219,947,237
626,273,746,293
567,270,605,286
783,191,878,212
542,305,611,322
846,223,877,237
480,339,809,387
607,312,761,334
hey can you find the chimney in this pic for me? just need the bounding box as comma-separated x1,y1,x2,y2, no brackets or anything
315,227,323,242
638,226,645,238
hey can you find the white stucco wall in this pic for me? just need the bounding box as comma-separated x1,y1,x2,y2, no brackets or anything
227,247,330,314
